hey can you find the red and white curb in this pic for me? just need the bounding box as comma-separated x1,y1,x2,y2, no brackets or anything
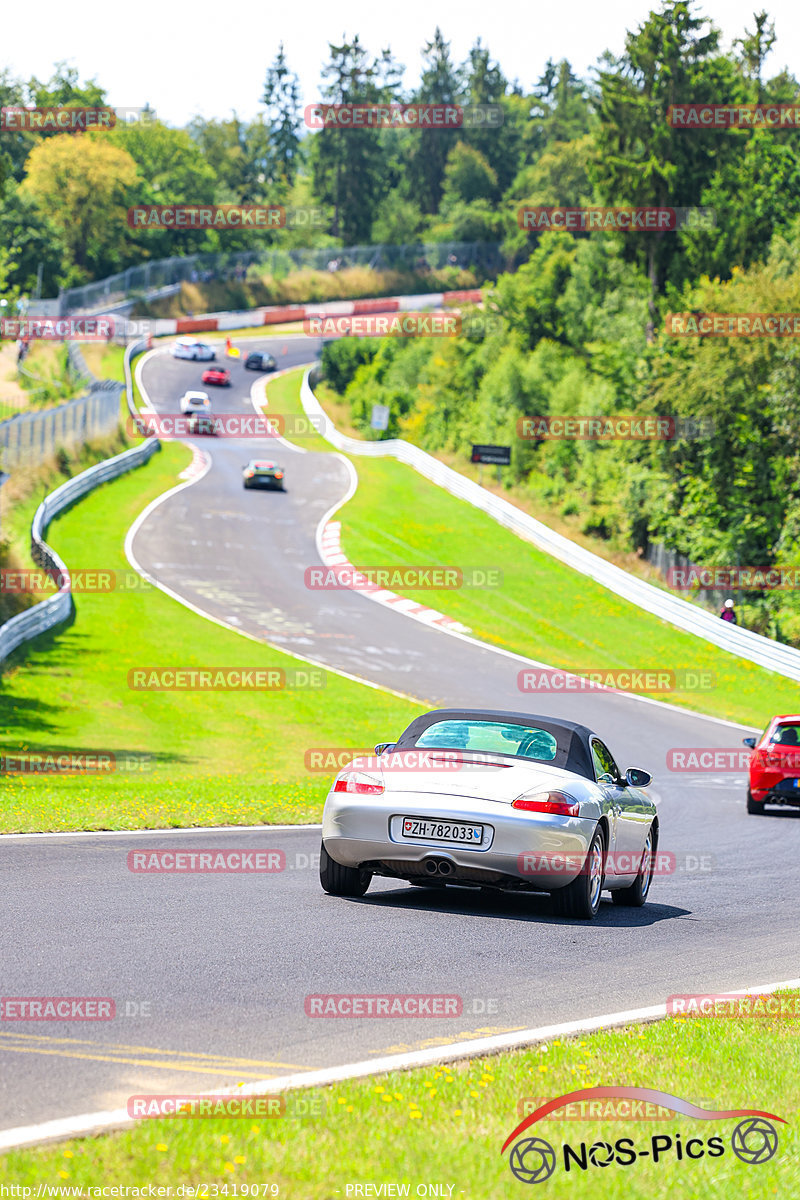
178,443,211,480
120,289,483,339
318,520,470,633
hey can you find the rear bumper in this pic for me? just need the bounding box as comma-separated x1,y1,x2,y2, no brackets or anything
244,477,283,488
321,791,602,890
751,783,800,806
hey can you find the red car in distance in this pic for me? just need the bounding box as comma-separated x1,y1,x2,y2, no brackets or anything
744,714,800,814
201,367,231,386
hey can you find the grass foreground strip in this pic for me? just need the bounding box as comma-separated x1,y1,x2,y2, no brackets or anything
269,366,797,728
0,439,422,833
5,990,798,1196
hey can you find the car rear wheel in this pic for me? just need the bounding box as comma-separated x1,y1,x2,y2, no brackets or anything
550,826,605,920
319,842,372,897
612,823,656,907
746,790,765,814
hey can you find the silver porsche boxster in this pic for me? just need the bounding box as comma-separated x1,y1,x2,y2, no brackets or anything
319,708,658,920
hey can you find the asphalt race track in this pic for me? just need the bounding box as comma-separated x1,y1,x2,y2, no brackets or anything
2,334,798,1133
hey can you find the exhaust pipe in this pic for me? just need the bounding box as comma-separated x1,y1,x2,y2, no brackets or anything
424,857,454,877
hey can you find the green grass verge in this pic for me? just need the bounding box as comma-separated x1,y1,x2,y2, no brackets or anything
6,994,798,1195
0,440,422,832
268,367,799,729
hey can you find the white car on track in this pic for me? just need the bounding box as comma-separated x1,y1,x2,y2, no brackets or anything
179,390,212,415
320,707,658,920
171,338,216,361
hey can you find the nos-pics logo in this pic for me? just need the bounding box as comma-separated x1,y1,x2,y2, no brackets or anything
501,1087,784,1183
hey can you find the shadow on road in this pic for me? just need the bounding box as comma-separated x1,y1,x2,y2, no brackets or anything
341,883,691,927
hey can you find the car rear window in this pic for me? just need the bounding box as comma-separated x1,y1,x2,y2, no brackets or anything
769,724,800,745
414,719,557,761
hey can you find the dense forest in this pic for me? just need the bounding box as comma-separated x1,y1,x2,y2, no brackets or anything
3,3,800,640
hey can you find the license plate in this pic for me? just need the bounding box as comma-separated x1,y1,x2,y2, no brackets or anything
401,817,484,845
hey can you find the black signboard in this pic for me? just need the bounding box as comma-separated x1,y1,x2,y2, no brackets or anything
471,444,511,466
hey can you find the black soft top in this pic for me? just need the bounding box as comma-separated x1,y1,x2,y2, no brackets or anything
394,708,596,780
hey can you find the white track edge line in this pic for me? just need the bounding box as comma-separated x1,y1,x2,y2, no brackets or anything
0,824,323,842
3,975,799,1152
123,365,425,708
297,371,756,734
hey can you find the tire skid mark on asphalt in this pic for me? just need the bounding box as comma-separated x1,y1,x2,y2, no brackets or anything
0,1034,311,1075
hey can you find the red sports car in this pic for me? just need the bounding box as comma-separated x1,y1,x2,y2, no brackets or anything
201,367,231,386
744,714,800,813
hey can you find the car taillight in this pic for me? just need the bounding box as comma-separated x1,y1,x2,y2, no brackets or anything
333,771,384,796
512,790,579,817
244,470,254,478
274,472,284,479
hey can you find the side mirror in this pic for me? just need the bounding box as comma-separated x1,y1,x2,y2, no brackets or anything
742,737,757,749
374,743,396,755
625,767,652,788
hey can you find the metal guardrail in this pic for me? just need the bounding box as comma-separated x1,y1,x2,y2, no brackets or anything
124,336,149,419
58,241,504,315
301,370,800,684
0,439,160,667
0,337,158,668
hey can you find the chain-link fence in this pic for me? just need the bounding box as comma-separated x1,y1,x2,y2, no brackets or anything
0,382,123,472
58,241,504,314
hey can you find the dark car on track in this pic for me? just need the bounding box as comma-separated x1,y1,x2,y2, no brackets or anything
744,714,800,813
201,367,231,386
186,413,217,436
243,459,284,490
244,351,278,372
